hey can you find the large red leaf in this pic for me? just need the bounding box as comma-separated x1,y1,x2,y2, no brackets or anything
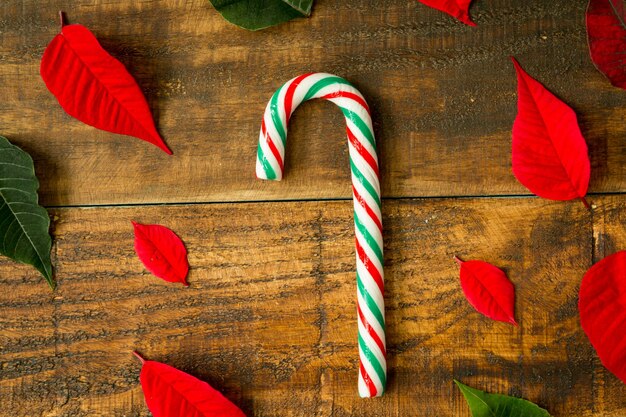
455,257,517,326
587,0,626,89
132,222,189,286
40,16,171,154
579,251,626,384
511,57,591,206
417,0,476,26
134,352,247,417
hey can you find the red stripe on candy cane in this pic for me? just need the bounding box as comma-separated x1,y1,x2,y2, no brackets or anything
262,120,284,172
352,185,383,233
359,362,378,397
347,126,379,178
284,73,315,117
321,90,371,115
358,304,386,357
355,238,384,296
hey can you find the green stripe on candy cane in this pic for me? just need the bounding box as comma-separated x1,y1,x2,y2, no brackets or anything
354,211,384,266
341,107,377,150
358,331,387,390
270,84,287,146
357,273,386,331
256,143,277,180
303,76,354,101
350,159,381,207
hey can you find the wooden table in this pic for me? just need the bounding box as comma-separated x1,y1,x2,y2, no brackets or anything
1,0,625,416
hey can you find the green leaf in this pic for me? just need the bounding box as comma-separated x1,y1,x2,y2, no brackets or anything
208,0,313,31
455,380,552,417
282,0,312,15
0,136,53,288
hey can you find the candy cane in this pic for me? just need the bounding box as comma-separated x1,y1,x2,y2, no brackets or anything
256,73,386,398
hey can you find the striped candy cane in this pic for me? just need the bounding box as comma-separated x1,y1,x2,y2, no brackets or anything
256,73,386,398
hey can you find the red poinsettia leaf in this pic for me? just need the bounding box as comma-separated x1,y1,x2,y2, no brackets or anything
579,251,626,384
134,352,247,417
587,0,626,89
455,257,517,326
417,0,476,26
40,17,171,154
511,57,591,205
132,222,189,286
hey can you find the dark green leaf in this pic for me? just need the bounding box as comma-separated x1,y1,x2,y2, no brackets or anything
455,380,552,417
0,136,53,288
208,0,313,31
283,0,312,15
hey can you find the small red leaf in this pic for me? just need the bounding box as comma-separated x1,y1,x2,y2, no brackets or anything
40,16,171,154
134,352,247,417
579,251,626,384
511,57,591,205
587,0,626,89
455,256,517,326
417,0,476,26
132,222,189,286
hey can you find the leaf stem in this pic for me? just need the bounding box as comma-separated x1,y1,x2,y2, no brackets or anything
59,11,66,28
454,255,464,265
581,196,591,211
132,351,146,364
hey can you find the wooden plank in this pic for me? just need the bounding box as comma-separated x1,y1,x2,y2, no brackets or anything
590,196,626,417
1,198,614,416
0,0,623,206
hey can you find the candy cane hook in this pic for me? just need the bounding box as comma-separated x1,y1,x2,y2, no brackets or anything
256,73,386,398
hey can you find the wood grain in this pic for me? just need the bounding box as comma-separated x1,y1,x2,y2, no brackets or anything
587,196,626,417
2,198,619,417
2,1,626,416
0,0,623,206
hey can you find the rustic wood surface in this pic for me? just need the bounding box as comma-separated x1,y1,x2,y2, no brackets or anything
3,198,621,417
0,0,625,205
1,0,626,416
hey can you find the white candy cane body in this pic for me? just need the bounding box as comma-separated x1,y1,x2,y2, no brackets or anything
256,73,386,397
